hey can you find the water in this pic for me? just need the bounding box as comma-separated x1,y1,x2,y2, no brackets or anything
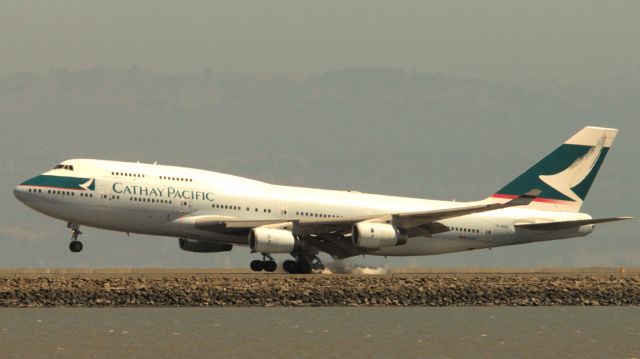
1,308,639,358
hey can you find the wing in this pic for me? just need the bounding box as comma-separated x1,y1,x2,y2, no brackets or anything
515,217,634,230
187,189,540,235
179,190,540,258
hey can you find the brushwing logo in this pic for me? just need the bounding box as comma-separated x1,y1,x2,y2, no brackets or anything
79,178,96,191
538,134,605,203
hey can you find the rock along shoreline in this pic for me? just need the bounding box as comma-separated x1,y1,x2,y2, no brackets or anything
1,275,639,307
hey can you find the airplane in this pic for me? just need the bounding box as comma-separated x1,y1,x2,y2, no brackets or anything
13,126,633,273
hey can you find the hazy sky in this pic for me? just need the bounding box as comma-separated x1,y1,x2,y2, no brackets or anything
2,0,640,80
1,2,638,269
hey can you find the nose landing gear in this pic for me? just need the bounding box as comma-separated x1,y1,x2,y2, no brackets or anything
250,253,277,272
67,222,83,253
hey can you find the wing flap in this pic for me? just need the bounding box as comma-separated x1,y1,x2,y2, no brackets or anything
515,217,634,230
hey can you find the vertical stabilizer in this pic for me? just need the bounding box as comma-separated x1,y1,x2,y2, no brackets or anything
490,126,618,212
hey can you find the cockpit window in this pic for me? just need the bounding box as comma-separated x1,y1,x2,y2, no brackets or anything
53,164,74,171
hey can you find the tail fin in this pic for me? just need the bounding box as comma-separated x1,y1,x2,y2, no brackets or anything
490,126,618,212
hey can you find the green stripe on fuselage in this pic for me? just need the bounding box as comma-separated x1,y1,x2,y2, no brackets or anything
496,144,609,201
21,175,94,191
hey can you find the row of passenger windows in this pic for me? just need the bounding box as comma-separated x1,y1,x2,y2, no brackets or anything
209,204,341,218
130,197,172,204
48,189,73,196
31,187,95,198
452,227,480,234
29,187,343,219
110,171,193,182
296,211,341,218
111,172,145,178
212,204,274,213
160,176,193,182
100,194,121,200
42,189,89,197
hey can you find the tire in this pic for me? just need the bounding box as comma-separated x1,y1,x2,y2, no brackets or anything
264,261,277,272
282,260,297,274
69,241,83,252
297,261,312,274
250,260,265,272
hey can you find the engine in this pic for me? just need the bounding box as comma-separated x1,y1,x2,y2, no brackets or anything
249,228,297,254
352,222,408,249
178,238,233,253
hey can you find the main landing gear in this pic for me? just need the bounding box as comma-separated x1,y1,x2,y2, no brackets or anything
67,222,83,253
248,252,325,274
282,253,324,274
250,253,277,272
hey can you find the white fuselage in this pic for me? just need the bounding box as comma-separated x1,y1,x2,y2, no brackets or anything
14,159,594,257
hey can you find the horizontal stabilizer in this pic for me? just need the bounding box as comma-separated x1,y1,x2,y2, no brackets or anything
515,217,634,230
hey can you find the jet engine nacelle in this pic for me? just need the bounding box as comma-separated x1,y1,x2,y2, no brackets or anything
178,238,233,253
249,228,297,254
352,223,408,249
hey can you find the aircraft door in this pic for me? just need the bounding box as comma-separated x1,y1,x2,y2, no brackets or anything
483,223,493,243
279,203,289,218
98,191,110,207
176,200,192,213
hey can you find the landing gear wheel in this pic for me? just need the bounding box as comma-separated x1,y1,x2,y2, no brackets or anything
67,222,83,253
250,260,265,272
263,260,277,272
69,241,83,253
297,261,312,274
283,260,297,274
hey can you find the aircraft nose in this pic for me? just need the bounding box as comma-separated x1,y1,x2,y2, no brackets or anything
13,184,26,202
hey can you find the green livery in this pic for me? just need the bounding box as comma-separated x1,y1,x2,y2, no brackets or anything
21,175,95,191
495,144,609,202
